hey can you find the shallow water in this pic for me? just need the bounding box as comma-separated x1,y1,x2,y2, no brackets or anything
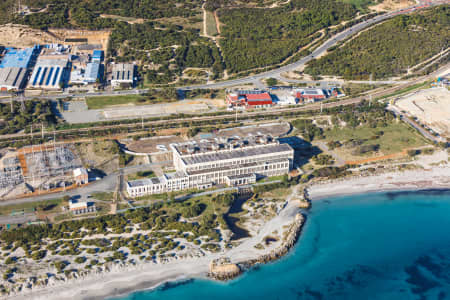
114,189,450,300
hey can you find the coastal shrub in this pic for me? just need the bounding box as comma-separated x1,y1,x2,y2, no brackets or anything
31,250,47,261
312,166,351,179
200,243,220,252
181,203,206,218
104,257,114,262
4,257,15,264
75,257,87,264
407,149,419,157
54,261,69,273
352,144,379,155
313,154,335,165
86,248,99,254
327,140,341,150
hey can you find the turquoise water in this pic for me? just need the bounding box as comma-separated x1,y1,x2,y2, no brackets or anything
115,190,450,300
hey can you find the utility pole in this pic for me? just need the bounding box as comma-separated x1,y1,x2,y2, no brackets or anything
141,116,144,129
235,107,238,123
41,123,44,139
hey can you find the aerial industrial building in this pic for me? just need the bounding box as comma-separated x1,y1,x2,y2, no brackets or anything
0,67,28,91
70,62,101,85
28,53,70,89
0,46,39,91
0,46,39,69
127,135,294,197
226,90,273,109
111,63,136,88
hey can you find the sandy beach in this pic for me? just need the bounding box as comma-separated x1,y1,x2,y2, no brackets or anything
5,186,304,300
4,166,450,300
307,166,450,200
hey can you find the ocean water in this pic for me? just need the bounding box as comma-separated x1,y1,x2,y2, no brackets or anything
115,190,450,300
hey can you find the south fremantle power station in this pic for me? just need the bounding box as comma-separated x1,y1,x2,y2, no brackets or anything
126,135,294,197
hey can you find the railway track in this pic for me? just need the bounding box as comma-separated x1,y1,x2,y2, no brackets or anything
0,63,446,144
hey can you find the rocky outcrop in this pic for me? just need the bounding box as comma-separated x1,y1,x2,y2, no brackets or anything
208,257,241,280
207,213,306,282
240,213,305,270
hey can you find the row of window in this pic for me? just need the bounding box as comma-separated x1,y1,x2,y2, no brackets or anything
128,161,290,197
185,153,292,172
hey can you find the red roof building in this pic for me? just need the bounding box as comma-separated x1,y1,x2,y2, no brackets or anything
226,91,273,109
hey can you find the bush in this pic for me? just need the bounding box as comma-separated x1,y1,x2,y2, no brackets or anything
327,140,341,150
181,203,206,218
352,144,379,155
313,154,335,165
54,261,69,273
75,256,87,264
4,256,15,265
407,149,419,157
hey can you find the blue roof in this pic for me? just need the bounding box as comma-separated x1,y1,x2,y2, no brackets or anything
0,46,38,69
92,50,103,59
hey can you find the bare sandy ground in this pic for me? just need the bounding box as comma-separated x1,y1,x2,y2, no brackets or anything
0,24,55,48
370,0,415,12
395,87,450,137
0,25,111,51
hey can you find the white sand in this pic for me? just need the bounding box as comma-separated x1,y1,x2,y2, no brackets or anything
6,187,303,300
6,167,450,300
308,166,450,200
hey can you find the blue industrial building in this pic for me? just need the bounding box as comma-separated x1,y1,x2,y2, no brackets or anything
0,46,39,69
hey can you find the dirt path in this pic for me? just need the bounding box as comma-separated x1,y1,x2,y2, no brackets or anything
214,11,221,35
345,150,408,165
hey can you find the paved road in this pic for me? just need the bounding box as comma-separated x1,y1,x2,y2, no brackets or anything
277,76,409,86
0,161,171,206
180,0,448,90
1,60,448,143
0,0,445,104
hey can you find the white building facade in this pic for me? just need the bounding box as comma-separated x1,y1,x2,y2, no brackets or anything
126,137,294,198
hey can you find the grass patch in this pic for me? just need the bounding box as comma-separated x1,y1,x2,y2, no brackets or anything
378,81,431,101
0,198,63,216
86,95,150,109
342,83,381,97
86,89,178,109
127,171,156,181
205,10,218,36
91,192,115,202
322,121,429,155
258,175,286,183
184,69,208,78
